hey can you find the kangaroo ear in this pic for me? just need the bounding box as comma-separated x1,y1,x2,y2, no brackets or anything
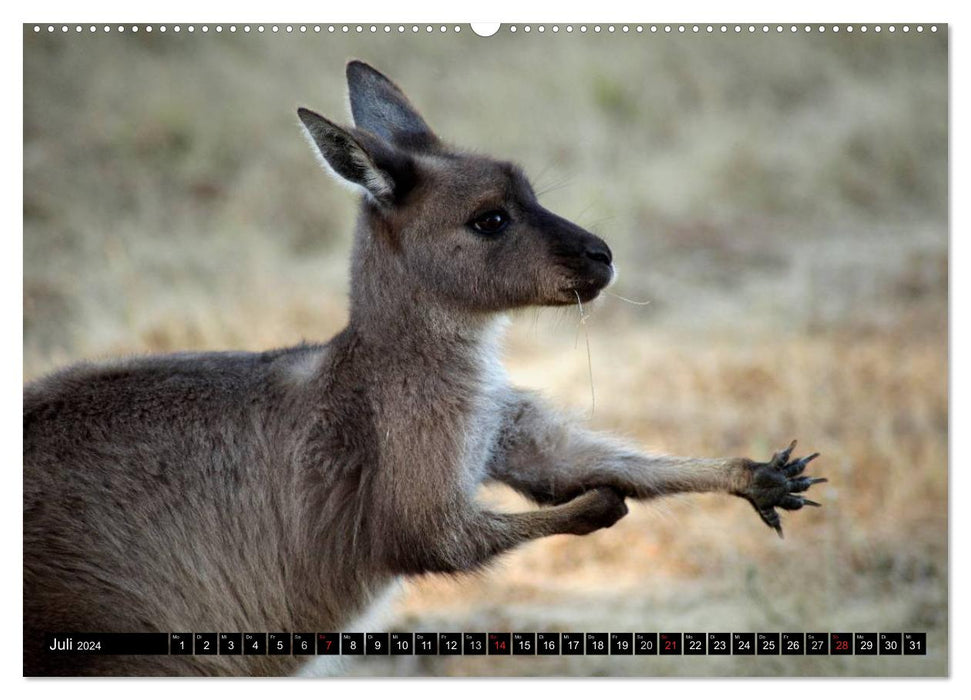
298,107,413,206
346,60,437,149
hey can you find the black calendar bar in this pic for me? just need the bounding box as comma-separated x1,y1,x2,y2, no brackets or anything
807,632,829,655
708,632,730,655
635,632,658,655
268,633,291,655
659,632,682,655
43,631,929,656
879,633,902,655
733,632,755,655
537,632,560,655
366,632,388,655
218,633,241,655
416,633,438,655
340,633,364,655
904,633,926,655
610,633,633,655
561,632,584,655
757,632,780,655
243,632,266,655
293,633,315,655
44,633,169,655
390,632,413,655
439,632,461,655
684,632,705,655
782,633,805,655
513,632,536,655
489,633,511,655
195,633,217,655
170,633,192,655
463,632,486,655
316,633,339,655
585,633,609,655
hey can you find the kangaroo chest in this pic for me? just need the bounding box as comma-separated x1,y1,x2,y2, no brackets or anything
374,354,507,496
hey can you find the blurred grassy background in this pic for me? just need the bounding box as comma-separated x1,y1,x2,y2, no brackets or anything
23,26,947,676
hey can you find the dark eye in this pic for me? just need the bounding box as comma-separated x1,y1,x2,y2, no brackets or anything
469,210,510,235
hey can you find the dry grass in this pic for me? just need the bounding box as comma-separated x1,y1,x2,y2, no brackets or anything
23,27,947,676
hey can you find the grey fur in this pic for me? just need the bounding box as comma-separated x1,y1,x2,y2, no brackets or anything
23,61,824,676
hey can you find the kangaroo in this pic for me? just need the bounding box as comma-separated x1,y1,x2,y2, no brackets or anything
23,61,825,677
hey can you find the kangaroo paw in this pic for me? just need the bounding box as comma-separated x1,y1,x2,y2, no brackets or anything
737,440,826,538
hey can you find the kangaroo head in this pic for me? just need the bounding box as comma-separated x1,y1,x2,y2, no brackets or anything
298,60,614,314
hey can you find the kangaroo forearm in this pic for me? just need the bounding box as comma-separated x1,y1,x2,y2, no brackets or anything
564,449,748,501
512,439,746,502
488,389,748,502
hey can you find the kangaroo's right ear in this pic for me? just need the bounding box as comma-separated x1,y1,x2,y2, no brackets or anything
346,60,438,149
298,107,413,206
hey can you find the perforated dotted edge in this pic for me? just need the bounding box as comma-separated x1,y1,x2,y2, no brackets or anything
29,24,468,34
507,24,938,34
29,24,941,35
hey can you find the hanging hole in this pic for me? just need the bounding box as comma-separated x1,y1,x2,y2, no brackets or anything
471,23,501,37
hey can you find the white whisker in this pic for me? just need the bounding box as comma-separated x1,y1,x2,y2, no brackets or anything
574,290,595,416
604,289,652,306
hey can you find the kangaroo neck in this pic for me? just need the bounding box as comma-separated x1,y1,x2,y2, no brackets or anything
346,217,502,370
345,292,504,385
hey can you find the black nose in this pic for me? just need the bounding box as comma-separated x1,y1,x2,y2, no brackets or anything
584,241,613,266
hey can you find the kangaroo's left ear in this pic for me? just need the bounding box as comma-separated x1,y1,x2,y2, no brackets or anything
298,107,415,207
346,60,438,150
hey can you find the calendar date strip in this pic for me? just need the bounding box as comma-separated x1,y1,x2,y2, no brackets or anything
44,631,927,656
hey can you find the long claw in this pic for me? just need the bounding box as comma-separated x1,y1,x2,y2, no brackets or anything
788,475,828,492
801,498,822,507
783,452,821,477
772,440,797,468
757,506,783,536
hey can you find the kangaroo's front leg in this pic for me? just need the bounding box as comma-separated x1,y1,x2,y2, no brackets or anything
393,488,628,575
487,389,826,537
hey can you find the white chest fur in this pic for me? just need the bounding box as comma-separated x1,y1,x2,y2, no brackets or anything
456,318,510,494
